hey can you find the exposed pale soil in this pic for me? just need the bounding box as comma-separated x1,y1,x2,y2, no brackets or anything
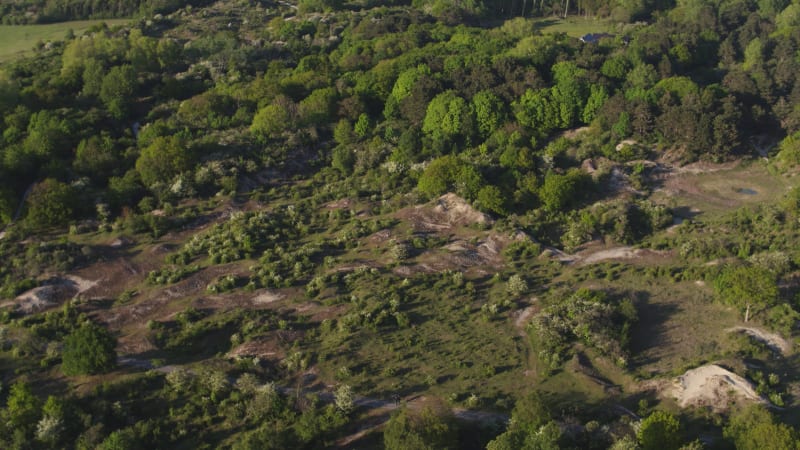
670,364,766,412
728,326,791,356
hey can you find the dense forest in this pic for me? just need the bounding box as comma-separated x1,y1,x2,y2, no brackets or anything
2,0,800,448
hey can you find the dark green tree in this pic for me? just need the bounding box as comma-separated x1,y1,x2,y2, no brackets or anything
61,322,117,376
25,178,77,229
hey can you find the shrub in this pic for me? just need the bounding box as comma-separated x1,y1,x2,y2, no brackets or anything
61,323,117,376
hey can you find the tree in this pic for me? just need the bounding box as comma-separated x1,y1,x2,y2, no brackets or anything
422,91,474,145
724,405,798,450
637,411,682,450
298,87,337,126
74,135,119,180
135,136,191,189
538,169,588,212
61,322,117,376
384,405,456,450
714,264,779,322
251,100,293,142
82,58,105,97
36,396,65,445
472,90,506,138
0,187,16,225
476,185,508,215
417,155,462,199
333,384,354,414
25,178,77,229
418,156,485,200
0,70,19,115
4,381,40,431
100,64,137,120
776,131,800,169
487,392,560,450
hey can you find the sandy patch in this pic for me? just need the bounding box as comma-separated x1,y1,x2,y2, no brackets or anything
728,327,791,356
575,246,670,265
398,193,492,232
13,275,97,313
253,290,286,305
671,364,765,411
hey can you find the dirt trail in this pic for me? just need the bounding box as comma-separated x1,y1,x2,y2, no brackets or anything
671,364,766,412
728,327,791,356
551,245,671,265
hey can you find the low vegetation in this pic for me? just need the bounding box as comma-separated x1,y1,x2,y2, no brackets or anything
0,0,799,448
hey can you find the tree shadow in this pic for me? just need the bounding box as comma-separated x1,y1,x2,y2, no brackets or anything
627,291,681,370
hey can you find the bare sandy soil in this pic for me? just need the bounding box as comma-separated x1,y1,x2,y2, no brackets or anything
728,326,792,356
670,364,766,412
252,290,286,305
13,275,97,313
397,193,492,232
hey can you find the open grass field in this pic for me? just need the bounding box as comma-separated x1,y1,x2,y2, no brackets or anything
532,16,612,37
651,160,800,217
0,19,130,62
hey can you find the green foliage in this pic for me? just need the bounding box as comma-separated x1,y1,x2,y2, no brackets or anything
251,101,293,141
472,90,506,138
487,392,560,450
713,264,779,321
135,136,191,190
417,155,485,200
74,134,119,179
383,406,456,450
530,289,636,370
4,381,40,431
776,131,800,169
25,178,77,229
422,91,474,145
100,64,137,120
723,405,798,450
637,411,682,450
476,185,508,215
61,322,117,376
538,169,589,212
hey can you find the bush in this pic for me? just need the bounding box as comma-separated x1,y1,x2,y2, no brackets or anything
61,323,117,376
637,411,682,450
25,179,77,229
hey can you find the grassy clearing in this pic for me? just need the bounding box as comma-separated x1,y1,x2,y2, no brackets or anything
652,161,800,217
0,19,130,62
532,16,612,37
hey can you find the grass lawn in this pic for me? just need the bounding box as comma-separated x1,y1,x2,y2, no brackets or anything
532,16,612,37
0,19,130,62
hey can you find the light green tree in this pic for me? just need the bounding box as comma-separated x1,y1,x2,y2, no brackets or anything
135,136,191,189
724,405,797,450
713,264,779,322
251,101,293,142
100,64,137,120
637,410,682,450
472,90,506,138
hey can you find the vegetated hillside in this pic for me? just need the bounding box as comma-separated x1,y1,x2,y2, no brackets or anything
1,0,800,448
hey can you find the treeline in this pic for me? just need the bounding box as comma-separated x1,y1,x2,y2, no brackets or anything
0,0,799,242
0,0,213,24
